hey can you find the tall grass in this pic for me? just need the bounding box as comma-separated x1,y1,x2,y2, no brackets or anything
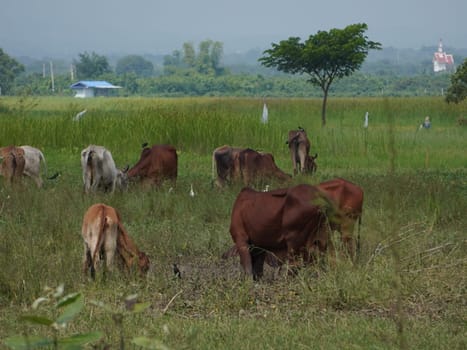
0,96,465,349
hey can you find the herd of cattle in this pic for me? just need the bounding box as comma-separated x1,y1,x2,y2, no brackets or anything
1,127,364,280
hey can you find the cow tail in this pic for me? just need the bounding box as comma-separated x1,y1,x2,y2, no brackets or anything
11,152,18,177
39,150,48,178
87,150,95,187
211,149,217,183
356,214,362,255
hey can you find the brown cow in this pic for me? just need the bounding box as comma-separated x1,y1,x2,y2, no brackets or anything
239,148,291,187
317,178,364,259
229,184,334,280
223,177,364,267
127,144,177,187
212,145,245,187
82,203,149,279
286,127,313,175
0,146,26,185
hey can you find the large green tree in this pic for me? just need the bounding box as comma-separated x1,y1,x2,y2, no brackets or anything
259,23,381,126
445,58,467,104
0,48,25,95
115,55,154,77
73,51,111,80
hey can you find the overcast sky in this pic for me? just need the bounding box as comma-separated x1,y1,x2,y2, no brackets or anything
1,0,465,58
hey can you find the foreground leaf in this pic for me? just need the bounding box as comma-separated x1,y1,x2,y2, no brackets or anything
58,331,103,348
56,292,81,309
56,294,84,325
20,315,54,326
132,336,169,350
4,335,53,349
132,301,151,313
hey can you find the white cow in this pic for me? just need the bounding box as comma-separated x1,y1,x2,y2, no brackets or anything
81,145,128,193
20,145,48,188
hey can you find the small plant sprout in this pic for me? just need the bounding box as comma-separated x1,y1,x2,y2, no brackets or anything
4,285,102,350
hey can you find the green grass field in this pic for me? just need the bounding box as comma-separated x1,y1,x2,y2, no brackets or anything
0,96,466,349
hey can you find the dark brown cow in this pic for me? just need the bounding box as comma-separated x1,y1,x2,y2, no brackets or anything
223,177,364,267
82,203,150,279
212,145,245,187
286,127,313,175
239,148,291,186
317,178,364,259
127,144,177,187
229,184,334,280
0,146,26,185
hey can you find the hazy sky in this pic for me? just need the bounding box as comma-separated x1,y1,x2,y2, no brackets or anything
1,0,465,58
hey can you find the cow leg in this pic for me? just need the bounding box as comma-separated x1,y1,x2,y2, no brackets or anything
290,148,298,175
83,244,95,279
298,144,307,173
237,244,253,276
250,247,266,281
33,175,43,188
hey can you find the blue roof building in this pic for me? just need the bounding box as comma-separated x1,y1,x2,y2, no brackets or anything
70,80,121,98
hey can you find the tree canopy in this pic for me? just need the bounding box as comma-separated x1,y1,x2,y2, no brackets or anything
259,23,381,126
73,51,111,80
0,48,25,95
445,58,467,104
163,40,226,76
116,55,154,77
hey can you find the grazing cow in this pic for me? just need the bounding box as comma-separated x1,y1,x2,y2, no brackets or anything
0,146,25,185
127,144,177,187
239,148,291,186
229,184,334,280
81,145,128,194
212,145,245,187
317,178,364,259
82,203,150,279
19,145,50,188
286,127,313,175
223,177,364,267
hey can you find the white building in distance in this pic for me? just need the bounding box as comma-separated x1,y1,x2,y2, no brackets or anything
433,40,454,73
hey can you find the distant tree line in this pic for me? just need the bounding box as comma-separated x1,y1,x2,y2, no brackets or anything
0,39,464,102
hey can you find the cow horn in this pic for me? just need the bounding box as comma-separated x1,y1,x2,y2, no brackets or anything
141,142,149,149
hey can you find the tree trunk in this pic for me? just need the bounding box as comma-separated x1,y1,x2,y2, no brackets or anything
321,88,329,127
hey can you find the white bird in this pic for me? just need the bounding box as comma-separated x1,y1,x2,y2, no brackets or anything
189,184,195,197
363,111,369,128
262,185,270,192
73,109,87,121
261,102,268,124
168,187,174,193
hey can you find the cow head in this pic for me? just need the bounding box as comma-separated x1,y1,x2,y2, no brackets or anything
138,251,150,275
116,165,129,190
